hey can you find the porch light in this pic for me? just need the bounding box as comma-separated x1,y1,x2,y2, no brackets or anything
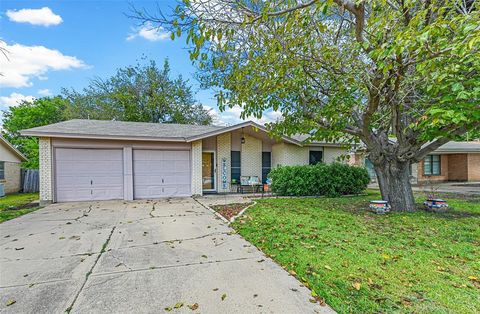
241,127,245,144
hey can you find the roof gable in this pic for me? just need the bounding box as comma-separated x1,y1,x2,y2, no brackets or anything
0,136,27,161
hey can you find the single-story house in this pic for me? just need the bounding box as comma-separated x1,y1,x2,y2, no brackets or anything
0,136,28,194
351,141,480,184
21,119,348,204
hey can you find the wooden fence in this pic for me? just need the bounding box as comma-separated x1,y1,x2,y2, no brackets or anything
22,169,39,193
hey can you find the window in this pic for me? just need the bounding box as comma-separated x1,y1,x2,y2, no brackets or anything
262,152,271,184
309,150,323,165
0,162,4,180
365,159,376,179
424,155,441,176
231,151,241,182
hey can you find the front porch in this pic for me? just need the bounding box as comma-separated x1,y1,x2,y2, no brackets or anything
188,123,347,196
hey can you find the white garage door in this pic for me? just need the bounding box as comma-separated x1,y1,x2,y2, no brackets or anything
55,148,124,202
133,150,191,199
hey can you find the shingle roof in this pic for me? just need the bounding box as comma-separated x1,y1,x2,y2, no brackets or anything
20,119,344,146
21,119,223,141
434,141,480,153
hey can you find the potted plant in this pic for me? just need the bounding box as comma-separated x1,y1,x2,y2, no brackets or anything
423,180,448,212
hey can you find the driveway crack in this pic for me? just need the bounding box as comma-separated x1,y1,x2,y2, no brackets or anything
65,225,116,313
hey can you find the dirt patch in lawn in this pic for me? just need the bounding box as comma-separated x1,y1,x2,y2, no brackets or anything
211,202,253,221
3,202,40,211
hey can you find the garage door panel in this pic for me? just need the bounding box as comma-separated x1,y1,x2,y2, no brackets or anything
56,161,123,175
55,148,124,202
56,149,123,161
163,175,190,185
133,149,191,199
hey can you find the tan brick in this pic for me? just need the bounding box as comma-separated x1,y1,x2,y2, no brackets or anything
2,161,21,194
241,134,262,178
191,140,203,196
39,137,52,203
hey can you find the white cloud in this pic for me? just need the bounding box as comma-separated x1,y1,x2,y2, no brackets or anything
206,105,283,126
6,7,63,26
126,22,171,42
0,41,87,88
37,88,52,96
0,92,35,111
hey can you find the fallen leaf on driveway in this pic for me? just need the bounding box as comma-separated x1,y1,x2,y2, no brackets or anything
14,247,24,250
174,302,183,309
221,293,227,301
187,303,199,310
6,299,16,306
164,307,172,311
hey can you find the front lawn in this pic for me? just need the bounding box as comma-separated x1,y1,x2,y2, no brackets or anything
0,193,40,223
232,191,480,313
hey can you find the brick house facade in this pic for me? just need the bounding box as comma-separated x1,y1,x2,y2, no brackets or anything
24,120,348,204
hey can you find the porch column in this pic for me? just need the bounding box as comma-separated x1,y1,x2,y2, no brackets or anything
216,133,231,193
39,137,53,205
191,140,203,196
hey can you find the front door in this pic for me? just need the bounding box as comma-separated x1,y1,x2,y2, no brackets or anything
202,152,215,192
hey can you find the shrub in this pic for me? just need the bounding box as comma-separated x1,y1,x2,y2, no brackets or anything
268,163,370,197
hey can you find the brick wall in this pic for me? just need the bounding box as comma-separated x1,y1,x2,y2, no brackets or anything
467,153,480,181
241,134,262,178
39,137,52,204
324,147,347,163
3,161,21,194
216,133,231,193
447,154,468,181
191,140,203,196
271,143,309,167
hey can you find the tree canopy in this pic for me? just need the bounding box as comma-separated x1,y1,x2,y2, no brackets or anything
1,59,212,168
2,96,68,168
62,59,212,125
134,0,480,210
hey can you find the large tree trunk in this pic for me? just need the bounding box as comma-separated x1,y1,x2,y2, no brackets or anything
373,160,416,211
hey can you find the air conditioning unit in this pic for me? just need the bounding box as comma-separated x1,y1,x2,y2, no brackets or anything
0,183,5,197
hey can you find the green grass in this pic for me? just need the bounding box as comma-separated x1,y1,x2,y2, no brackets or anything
0,192,40,223
232,191,480,313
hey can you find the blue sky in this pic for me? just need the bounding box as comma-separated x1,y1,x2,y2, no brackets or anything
0,0,280,125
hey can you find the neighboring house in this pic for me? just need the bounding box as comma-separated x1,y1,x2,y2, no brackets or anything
0,136,28,194
21,119,348,204
352,141,480,184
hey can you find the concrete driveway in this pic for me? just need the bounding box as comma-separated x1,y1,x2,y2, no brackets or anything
0,198,333,314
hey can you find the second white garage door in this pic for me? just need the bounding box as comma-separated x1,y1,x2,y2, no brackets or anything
133,150,191,199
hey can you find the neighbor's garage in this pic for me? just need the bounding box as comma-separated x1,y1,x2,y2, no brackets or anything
133,150,191,199
55,148,124,202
